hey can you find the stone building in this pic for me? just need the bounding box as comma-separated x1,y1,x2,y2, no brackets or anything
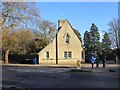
38,19,84,65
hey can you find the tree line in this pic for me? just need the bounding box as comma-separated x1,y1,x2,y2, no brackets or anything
83,19,120,62
1,2,56,63
1,2,119,64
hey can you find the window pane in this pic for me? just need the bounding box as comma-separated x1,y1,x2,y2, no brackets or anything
82,51,84,58
64,52,67,58
66,34,69,44
68,52,72,58
46,52,49,59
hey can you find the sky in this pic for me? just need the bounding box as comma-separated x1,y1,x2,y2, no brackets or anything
35,2,118,41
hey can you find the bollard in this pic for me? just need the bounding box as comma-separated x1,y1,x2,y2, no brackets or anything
76,60,81,69
33,58,37,64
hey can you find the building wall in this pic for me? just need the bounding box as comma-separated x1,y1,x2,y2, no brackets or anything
38,20,83,65
38,38,56,64
57,21,83,61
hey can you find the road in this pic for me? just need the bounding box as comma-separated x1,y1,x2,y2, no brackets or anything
2,65,119,89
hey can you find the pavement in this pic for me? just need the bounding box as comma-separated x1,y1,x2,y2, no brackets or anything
2,62,119,89
1,63,120,73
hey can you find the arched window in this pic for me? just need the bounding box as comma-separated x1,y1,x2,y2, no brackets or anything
66,34,70,44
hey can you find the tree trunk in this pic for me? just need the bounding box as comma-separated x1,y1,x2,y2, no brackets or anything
5,50,9,64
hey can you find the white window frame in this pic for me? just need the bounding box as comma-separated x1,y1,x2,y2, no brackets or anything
68,52,72,58
64,51,72,58
64,52,67,58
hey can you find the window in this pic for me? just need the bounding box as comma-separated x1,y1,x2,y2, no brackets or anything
64,52,67,58
64,51,72,58
82,51,84,58
68,52,72,58
46,52,49,59
66,34,70,44
63,33,70,44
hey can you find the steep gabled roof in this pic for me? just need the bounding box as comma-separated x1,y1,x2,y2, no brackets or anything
58,19,82,44
38,19,83,53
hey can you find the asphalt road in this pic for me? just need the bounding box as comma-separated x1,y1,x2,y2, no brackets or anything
2,65,119,89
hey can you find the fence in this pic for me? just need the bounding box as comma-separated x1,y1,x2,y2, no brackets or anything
8,54,39,64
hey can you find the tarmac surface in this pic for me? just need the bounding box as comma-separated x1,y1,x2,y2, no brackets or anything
1,62,120,89
2,62,120,73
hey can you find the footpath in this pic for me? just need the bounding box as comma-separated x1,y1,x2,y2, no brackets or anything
1,62,120,73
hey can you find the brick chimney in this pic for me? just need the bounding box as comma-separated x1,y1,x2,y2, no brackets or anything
58,20,66,28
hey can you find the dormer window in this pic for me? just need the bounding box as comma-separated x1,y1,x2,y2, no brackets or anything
66,34,70,44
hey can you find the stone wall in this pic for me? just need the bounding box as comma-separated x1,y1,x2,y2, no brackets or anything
38,20,84,65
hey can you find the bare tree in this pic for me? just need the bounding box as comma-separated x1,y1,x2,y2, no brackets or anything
31,20,57,53
40,20,56,42
1,2,41,63
108,18,120,49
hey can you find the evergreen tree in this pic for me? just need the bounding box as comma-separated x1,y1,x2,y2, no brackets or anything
83,31,91,54
102,32,111,53
74,30,82,43
89,23,100,53
83,31,90,63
